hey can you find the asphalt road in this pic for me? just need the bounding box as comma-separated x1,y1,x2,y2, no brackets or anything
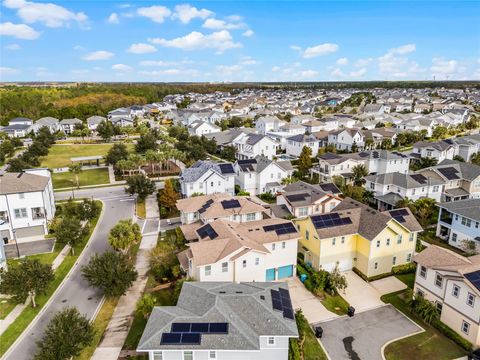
3,186,136,360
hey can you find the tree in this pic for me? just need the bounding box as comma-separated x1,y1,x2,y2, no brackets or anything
219,145,236,162
96,120,115,142
82,251,137,297
380,138,392,150
351,164,368,186
56,217,84,255
7,157,30,172
471,152,480,166
34,307,94,360
68,163,82,189
136,294,156,319
453,155,465,162
395,197,414,210
328,265,348,295
0,258,53,308
125,174,156,201
364,138,374,150
297,146,312,177
136,133,158,153
459,239,479,256
351,141,358,153
159,178,180,213
411,293,440,324
105,143,129,166
412,197,437,228
410,157,438,171
108,219,142,256
432,126,448,140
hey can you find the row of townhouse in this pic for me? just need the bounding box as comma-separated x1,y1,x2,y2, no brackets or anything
412,134,480,163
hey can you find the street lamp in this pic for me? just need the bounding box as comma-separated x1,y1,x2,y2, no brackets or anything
12,229,20,258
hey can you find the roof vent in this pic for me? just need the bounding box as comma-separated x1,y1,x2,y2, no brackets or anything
260,295,265,300
219,291,226,294
235,291,243,294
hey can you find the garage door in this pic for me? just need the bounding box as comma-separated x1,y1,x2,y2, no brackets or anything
266,268,275,281
278,265,294,279
15,225,45,238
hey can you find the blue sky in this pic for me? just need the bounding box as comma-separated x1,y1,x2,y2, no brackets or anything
1,1,479,82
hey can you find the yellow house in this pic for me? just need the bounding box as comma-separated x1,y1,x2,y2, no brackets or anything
295,198,423,278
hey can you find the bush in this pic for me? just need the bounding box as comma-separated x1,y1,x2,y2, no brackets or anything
289,338,302,360
433,319,473,351
392,262,417,275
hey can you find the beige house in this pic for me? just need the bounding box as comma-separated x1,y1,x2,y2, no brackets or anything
413,246,480,347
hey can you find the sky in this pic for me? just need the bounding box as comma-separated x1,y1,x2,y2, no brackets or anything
1,0,479,82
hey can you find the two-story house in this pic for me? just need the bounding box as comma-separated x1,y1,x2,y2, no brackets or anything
86,116,107,131
2,117,34,138
177,217,299,282
59,118,83,134
188,121,221,136
413,246,480,347
233,133,278,160
312,152,367,183
0,169,56,243
137,282,298,360
179,161,236,198
328,129,365,151
32,117,60,134
412,141,456,163
285,134,320,158
255,116,286,135
436,198,480,251
295,198,422,277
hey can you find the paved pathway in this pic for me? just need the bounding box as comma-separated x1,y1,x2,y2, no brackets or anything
342,271,384,312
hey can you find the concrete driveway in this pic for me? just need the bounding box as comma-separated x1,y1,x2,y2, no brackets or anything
342,271,384,312
287,277,338,324
370,276,407,296
317,305,423,360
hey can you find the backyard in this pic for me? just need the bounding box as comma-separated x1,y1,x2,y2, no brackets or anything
52,168,110,189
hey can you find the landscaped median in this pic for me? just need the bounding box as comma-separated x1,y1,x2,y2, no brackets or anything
289,310,328,360
0,200,103,357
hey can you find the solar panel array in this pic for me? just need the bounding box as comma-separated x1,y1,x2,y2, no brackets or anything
198,199,214,214
197,224,218,239
221,199,241,209
411,174,427,184
218,163,235,174
464,271,480,291
271,288,294,320
438,167,460,180
319,183,339,194
263,222,297,235
161,332,201,345
311,213,352,229
160,322,229,345
389,208,409,223
286,193,308,202
372,151,379,159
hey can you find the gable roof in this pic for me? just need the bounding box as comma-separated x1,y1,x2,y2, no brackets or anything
437,198,480,222
282,181,341,207
180,161,235,183
0,172,50,195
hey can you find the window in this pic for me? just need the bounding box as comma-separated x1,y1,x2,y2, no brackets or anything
417,289,424,297
451,233,457,242
222,262,228,273
376,240,381,248
210,182,214,187
189,184,194,190
420,266,427,278
452,284,460,298
455,215,459,221
272,243,276,251
435,273,443,288
332,238,336,246
268,337,275,345
282,241,286,249
407,253,412,262
461,217,467,226
370,182,375,190
386,238,391,246
153,352,163,360
14,208,27,219
392,256,397,265
205,266,211,276
18,193,25,199
397,235,402,244
436,301,443,313
209,351,216,359
467,293,475,307
305,230,310,240
299,207,308,217
465,218,472,227
433,185,439,192
341,236,345,244
412,189,416,195
243,260,247,268
409,233,414,242
374,262,378,270
246,213,256,221
461,321,470,335
254,257,260,266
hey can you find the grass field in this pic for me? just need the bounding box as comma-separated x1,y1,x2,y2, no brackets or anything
52,168,110,189
293,310,328,360
40,143,134,168
136,200,146,218
0,300,17,320
321,291,350,315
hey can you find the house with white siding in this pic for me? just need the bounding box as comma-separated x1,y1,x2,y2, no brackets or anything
233,133,278,160
328,128,365,151
179,161,236,198
188,121,221,136
286,134,320,157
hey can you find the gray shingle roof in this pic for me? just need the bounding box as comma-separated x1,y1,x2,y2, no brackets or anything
0,172,50,195
180,161,235,183
438,198,480,222
287,134,318,143
365,172,444,189
137,282,298,351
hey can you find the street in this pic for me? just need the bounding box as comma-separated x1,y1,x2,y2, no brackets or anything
3,186,136,360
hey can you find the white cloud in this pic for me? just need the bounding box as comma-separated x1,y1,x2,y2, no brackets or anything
240,56,258,65
299,70,318,78
330,68,345,78
107,12,119,24
202,18,244,30
242,29,254,37
0,22,39,39
3,0,88,28
217,64,243,75
5,43,21,50
139,60,174,67
149,30,241,53
138,68,199,77
172,4,213,24
127,43,157,54
350,68,367,77
271,66,280,72
292,43,339,58
137,5,171,23
389,43,416,55
0,66,20,76
355,58,373,67
73,45,84,51
430,57,459,75
83,50,114,61
112,64,132,71
336,57,348,66
378,44,424,78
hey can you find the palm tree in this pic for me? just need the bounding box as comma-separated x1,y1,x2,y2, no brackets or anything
351,164,368,186
395,197,413,209
365,138,374,150
68,163,82,189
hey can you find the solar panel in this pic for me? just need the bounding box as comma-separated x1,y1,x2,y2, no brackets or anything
272,299,283,311
190,323,209,333
390,209,408,217
465,271,480,291
271,289,281,301
411,174,427,184
319,183,340,194
221,199,241,209
171,323,191,333
197,224,218,239
438,167,460,180
218,163,235,174
161,333,182,344
283,308,295,320
238,158,257,164
286,193,308,202
263,225,275,232
198,199,214,214
181,333,202,345
208,323,229,334
270,288,295,320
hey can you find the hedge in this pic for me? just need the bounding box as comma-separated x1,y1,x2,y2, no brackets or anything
353,266,415,282
392,262,417,275
433,319,473,351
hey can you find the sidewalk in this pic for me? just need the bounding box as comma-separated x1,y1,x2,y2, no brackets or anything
0,244,70,336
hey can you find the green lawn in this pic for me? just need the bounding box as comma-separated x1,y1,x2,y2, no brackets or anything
395,273,416,289
321,292,350,315
40,143,134,168
293,310,328,360
0,300,17,320
420,229,468,256
0,202,102,357
52,168,110,189
382,291,467,360
136,200,146,218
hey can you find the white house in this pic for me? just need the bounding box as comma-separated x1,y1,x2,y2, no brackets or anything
33,117,59,134
286,134,320,157
255,116,285,135
412,141,456,163
234,156,294,195
266,124,305,150
86,116,107,131
110,117,134,128
177,217,299,282
180,161,236,198
413,246,480,348
2,118,33,138
188,121,221,136
108,108,133,120
137,282,298,360
328,129,365,151
0,169,55,243
59,118,83,134
233,133,278,160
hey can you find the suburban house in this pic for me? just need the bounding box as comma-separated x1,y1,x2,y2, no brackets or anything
255,116,286,135
301,120,324,133
436,198,480,251
447,134,480,162
413,246,480,348
232,133,278,160
137,282,298,360
416,160,480,202
266,124,306,150
328,129,365,151
86,116,107,131
412,141,456,163
295,198,422,276
394,118,437,137
234,156,294,195
365,172,445,210
176,193,267,226
363,104,385,115
59,118,83,134
276,181,342,218
188,121,221,136
180,161,236,198
32,117,59,134
1,117,33,138
177,217,299,282
286,134,320,157
0,169,56,243
107,107,133,120
110,117,134,128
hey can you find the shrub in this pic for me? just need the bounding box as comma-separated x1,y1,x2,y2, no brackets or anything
289,338,302,360
392,262,417,275
433,320,473,351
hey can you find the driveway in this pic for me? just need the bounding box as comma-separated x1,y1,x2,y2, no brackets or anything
370,276,407,296
317,305,423,360
287,277,338,324
342,271,384,312
5,238,55,258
